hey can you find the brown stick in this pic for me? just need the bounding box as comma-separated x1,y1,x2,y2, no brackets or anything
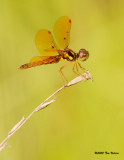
0,71,93,152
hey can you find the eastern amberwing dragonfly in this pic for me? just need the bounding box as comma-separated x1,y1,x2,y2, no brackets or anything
19,16,89,84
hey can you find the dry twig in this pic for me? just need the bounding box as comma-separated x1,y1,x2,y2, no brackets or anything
0,71,93,152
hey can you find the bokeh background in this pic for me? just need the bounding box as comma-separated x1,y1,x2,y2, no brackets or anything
0,0,124,159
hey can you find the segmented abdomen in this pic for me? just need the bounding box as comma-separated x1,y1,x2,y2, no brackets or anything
19,56,61,69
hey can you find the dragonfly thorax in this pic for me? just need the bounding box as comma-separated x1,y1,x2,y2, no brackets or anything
60,49,77,61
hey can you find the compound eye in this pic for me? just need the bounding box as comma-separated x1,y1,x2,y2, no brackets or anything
79,52,84,58
79,49,89,61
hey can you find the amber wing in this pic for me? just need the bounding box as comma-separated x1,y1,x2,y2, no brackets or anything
35,29,59,56
54,16,71,49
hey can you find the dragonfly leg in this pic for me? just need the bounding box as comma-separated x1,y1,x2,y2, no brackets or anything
59,62,72,86
73,62,87,80
77,61,87,72
72,62,81,76
77,62,89,80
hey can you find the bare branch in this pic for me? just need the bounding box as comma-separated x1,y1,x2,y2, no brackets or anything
0,71,93,152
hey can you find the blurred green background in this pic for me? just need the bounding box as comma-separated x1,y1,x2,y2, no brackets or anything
0,0,124,159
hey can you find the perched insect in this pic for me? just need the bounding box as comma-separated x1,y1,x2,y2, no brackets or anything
19,16,89,84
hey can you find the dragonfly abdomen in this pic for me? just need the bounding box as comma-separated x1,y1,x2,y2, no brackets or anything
19,55,61,69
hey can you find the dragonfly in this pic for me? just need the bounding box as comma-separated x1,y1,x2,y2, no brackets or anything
19,16,89,84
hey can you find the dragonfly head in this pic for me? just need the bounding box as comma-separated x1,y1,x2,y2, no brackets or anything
78,49,89,61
